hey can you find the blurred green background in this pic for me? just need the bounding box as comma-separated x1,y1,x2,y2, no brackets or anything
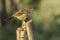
0,0,60,40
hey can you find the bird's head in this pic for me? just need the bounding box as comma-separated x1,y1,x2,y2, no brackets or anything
22,7,33,15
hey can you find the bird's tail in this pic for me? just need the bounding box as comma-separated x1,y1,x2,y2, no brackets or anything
4,16,13,22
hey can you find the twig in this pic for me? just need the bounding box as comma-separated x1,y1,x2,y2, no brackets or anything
16,27,21,40
26,19,32,24
26,23,34,40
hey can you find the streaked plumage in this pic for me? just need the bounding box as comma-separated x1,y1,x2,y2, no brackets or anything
12,10,27,21
6,7,33,23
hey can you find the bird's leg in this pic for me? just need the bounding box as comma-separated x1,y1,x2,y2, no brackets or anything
22,20,25,27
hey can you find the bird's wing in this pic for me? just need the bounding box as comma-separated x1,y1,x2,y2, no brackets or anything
12,10,22,16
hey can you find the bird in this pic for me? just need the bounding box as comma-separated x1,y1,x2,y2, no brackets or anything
5,7,33,24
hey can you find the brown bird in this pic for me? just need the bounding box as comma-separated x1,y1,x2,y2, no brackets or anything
6,7,33,24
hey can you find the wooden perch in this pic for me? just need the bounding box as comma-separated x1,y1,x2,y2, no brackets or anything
16,19,33,40
20,19,32,40
16,27,21,40
20,26,26,40
26,19,32,24
25,19,34,40
16,27,26,40
26,23,34,40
